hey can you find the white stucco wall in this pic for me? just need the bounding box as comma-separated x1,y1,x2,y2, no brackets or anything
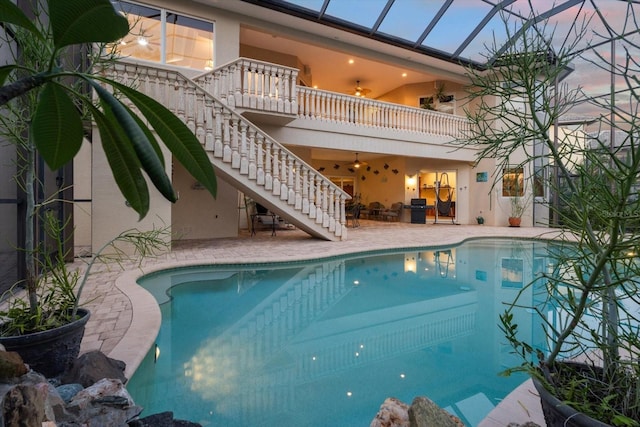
91,129,172,253
172,162,239,240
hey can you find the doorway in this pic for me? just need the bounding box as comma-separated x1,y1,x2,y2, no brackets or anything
419,170,457,223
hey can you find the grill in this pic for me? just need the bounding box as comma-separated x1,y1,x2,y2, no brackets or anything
410,198,426,224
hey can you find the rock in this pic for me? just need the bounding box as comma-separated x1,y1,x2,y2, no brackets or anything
507,423,541,427
2,384,45,426
129,411,174,426
67,378,134,414
408,396,464,427
128,411,203,427
57,383,84,403
370,397,410,427
0,351,27,379
62,350,127,387
46,382,71,422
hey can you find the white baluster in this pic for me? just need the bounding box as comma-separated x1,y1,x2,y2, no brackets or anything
280,151,288,201
213,104,223,157
264,138,273,191
222,110,232,163
283,69,291,114
242,60,250,108
271,145,280,196
328,187,335,232
239,121,249,175
308,173,316,219
204,99,214,152
287,156,295,205
248,127,257,180
294,161,302,210
256,134,265,186
230,117,240,169
256,63,265,110
301,168,309,214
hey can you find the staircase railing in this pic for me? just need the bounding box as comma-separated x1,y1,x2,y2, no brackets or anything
194,57,298,115
109,60,349,241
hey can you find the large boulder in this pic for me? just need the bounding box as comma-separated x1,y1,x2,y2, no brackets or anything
62,350,127,387
370,397,410,427
408,396,464,427
0,352,27,379
2,384,45,426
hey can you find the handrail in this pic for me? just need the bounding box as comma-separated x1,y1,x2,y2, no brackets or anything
201,57,472,138
109,60,349,240
297,86,472,138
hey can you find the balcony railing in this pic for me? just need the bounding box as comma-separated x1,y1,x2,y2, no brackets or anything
297,87,471,138
196,58,472,139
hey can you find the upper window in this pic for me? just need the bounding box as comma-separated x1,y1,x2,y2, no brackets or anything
112,2,214,71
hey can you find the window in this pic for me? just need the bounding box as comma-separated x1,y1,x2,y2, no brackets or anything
112,2,214,71
502,167,524,197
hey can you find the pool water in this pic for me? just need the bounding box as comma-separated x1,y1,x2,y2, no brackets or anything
128,239,552,426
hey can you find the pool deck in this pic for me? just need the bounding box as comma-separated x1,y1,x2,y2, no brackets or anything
78,220,552,426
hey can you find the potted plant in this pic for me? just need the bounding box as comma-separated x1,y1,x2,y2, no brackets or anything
0,211,170,377
461,6,640,426
476,214,485,225
0,0,217,376
508,194,528,227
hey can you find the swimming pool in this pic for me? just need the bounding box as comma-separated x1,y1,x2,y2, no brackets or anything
127,238,552,426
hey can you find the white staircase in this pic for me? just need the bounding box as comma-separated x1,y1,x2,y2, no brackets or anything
110,61,350,241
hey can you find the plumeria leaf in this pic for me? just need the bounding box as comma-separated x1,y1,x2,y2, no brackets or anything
49,0,129,49
90,104,150,219
105,79,217,198
0,65,16,87
87,79,176,203
0,0,42,37
32,83,83,170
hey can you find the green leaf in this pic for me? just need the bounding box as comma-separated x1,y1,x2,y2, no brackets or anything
0,65,16,87
32,83,83,170
125,103,165,168
0,0,42,37
49,0,129,49
90,104,149,219
105,79,217,198
87,79,176,203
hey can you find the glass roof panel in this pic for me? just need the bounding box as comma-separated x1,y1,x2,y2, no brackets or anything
376,0,446,43
421,0,494,57
242,0,639,68
323,0,389,29
284,0,326,14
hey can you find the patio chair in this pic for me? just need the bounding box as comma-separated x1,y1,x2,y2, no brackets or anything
382,202,404,221
361,202,384,219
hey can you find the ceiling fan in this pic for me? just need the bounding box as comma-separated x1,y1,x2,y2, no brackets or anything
351,80,371,97
350,152,368,169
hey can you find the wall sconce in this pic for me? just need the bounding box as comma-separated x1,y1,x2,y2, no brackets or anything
406,175,416,191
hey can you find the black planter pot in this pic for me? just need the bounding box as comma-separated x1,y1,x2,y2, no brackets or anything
532,374,612,427
0,308,90,378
